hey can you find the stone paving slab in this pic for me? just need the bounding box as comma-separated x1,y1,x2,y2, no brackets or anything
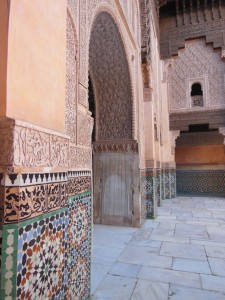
131,280,169,300
208,257,225,277
138,266,201,288
118,245,172,268
172,258,211,274
91,197,225,299
169,284,225,300
160,241,207,261
205,245,225,258
201,274,225,293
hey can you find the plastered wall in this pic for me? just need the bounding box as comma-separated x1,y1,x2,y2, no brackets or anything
6,0,67,133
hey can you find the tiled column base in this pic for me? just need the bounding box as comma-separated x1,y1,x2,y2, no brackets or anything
170,169,176,198
164,169,176,199
0,171,92,300
165,169,171,199
141,169,157,219
156,169,162,206
161,169,165,200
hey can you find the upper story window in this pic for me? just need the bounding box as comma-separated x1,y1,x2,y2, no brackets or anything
191,82,204,107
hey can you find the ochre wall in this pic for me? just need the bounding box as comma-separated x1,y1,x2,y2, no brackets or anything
6,0,67,132
0,1,9,117
176,145,225,165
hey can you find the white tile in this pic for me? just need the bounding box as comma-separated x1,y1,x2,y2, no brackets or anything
142,220,159,229
206,227,225,241
169,284,225,300
160,242,207,261
131,228,152,240
138,266,201,289
118,245,172,268
205,245,225,258
152,228,174,236
109,262,141,278
150,234,189,244
201,274,225,293
131,279,169,300
191,239,225,248
91,264,111,293
128,239,161,249
158,223,175,229
173,258,211,274
208,257,225,277
91,274,137,300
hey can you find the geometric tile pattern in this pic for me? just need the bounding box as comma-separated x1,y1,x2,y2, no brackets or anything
164,170,171,199
141,169,157,219
0,225,18,300
156,169,162,207
15,192,92,300
141,168,177,218
177,170,225,194
170,169,176,198
0,170,92,300
161,169,165,200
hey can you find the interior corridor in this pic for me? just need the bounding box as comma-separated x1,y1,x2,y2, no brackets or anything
91,197,225,300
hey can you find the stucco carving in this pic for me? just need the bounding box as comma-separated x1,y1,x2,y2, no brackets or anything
89,12,132,141
93,141,138,153
168,39,225,113
77,113,94,146
160,1,225,59
0,118,14,167
0,119,93,170
70,145,92,169
66,12,78,144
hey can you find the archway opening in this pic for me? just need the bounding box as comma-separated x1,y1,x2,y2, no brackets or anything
88,11,140,227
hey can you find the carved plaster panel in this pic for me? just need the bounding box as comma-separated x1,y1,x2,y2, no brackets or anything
168,39,225,113
0,118,14,167
70,145,92,169
77,112,94,146
89,12,132,141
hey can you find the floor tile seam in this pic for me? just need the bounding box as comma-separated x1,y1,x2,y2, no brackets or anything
158,252,207,263
137,273,201,289
107,264,141,280
200,273,225,293
171,257,213,275
128,278,138,300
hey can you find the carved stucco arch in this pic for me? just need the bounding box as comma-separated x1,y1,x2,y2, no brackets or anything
88,7,135,141
88,4,136,141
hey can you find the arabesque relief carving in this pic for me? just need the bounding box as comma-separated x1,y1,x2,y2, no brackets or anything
89,12,132,140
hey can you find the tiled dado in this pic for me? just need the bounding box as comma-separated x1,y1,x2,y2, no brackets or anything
0,192,92,300
177,169,225,194
141,168,177,219
141,169,157,219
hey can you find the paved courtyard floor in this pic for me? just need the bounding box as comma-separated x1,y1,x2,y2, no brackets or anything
91,196,225,300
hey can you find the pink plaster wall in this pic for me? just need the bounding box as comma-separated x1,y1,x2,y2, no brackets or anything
6,0,67,132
